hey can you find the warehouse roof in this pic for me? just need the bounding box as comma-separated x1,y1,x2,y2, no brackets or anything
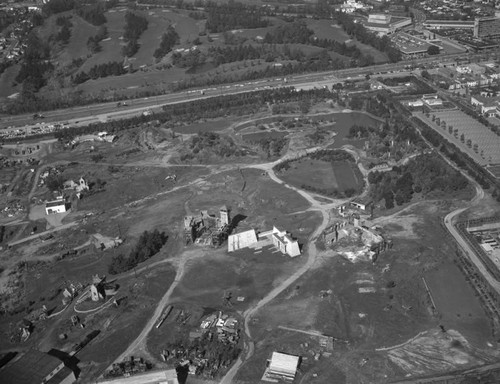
268,352,300,376
0,350,64,384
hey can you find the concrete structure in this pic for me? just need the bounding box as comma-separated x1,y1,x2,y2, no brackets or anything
350,199,372,211
471,94,500,116
98,369,178,384
423,19,475,30
474,17,500,39
391,32,439,59
271,226,301,257
264,352,300,382
228,229,258,252
184,206,231,246
63,177,89,193
45,199,66,215
0,349,76,384
365,14,412,35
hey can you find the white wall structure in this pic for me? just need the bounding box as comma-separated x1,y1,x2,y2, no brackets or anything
45,199,66,215
228,229,258,252
271,226,301,257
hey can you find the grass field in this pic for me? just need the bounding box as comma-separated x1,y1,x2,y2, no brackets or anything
425,264,490,342
242,130,288,141
58,15,98,66
306,19,388,64
280,158,362,195
0,64,20,98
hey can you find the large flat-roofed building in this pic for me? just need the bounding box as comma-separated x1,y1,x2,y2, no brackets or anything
0,349,76,384
474,17,500,38
45,198,67,215
391,32,439,59
423,19,475,30
364,13,412,35
263,352,300,382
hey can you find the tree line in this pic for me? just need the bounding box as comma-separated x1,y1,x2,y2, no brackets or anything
122,11,148,57
154,26,179,59
50,88,332,142
72,61,127,84
369,154,469,209
205,2,270,33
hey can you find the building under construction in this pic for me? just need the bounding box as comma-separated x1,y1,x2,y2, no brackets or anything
184,206,232,247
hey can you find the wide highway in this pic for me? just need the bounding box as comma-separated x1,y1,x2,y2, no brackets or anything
0,51,489,133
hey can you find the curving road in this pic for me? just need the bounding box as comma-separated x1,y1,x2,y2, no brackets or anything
219,161,346,384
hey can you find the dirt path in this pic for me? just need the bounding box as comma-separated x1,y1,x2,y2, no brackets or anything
110,250,202,365
219,163,345,384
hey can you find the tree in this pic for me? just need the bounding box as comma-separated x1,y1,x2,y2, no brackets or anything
46,174,64,192
427,45,440,55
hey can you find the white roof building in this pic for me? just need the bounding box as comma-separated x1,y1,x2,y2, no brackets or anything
265,352,300,381
272,226,301,257
45,199,66,215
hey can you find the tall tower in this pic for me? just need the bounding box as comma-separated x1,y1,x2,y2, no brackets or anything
220,206,230,227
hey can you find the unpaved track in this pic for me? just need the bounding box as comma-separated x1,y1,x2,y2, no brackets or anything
111,251,197,364
219,164,346,384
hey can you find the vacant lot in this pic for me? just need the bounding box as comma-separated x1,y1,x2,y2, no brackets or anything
425,264,490,342
235,202,498,383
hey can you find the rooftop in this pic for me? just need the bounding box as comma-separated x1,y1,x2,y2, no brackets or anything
0,350,64,384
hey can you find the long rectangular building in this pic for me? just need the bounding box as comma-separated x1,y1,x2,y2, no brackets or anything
474,17,500,38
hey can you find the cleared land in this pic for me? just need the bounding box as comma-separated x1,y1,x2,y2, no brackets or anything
234,202,500,383
426,264,490,342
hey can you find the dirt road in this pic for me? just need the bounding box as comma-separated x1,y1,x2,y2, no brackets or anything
219,163,345,384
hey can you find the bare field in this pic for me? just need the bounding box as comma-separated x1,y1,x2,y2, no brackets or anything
234,202,499,383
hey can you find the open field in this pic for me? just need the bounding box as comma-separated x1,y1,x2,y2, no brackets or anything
426,264,490,342
306,19,389,64
234,202,500,383
279,158,362,195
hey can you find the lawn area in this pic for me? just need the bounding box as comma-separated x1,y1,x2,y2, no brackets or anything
279,158,363,196
425,264,490,342
306,19,388,63
0,64,20,98
172,118,235,134
58,15,98,66
79,8,127,72
242,131,288,141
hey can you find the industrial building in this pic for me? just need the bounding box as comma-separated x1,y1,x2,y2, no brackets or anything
228,226,301,257
474,17,500,39
0,349,76,384
262,352,300,382
423,19,475,30
364,14,412,35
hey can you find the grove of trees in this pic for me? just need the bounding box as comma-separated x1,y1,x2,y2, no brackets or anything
108,229,168,274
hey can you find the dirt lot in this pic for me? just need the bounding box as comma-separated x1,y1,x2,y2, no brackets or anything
233,202,500,383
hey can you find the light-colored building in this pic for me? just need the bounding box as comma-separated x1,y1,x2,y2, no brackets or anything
271,226,301,257
264,352,300,382
45,199,66,215
228,229,258,252
365,14,412,35
350,199,372,211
